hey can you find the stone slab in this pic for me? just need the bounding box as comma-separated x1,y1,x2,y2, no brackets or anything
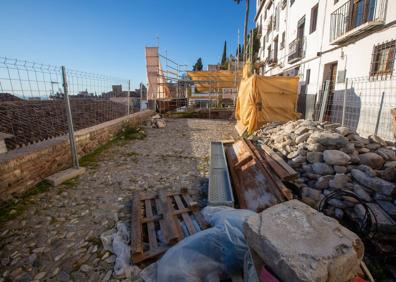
244,200,364,282
46,167,86,186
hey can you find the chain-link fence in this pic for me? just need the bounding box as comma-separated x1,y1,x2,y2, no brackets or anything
300,74,396,141
0,57,138,165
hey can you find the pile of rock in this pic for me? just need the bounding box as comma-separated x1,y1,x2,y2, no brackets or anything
151,114,166,128
254,120,396,236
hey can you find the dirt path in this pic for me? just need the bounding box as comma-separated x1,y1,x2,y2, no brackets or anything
0,118,237,282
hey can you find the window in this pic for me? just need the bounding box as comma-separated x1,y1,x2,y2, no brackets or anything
370,41,396,77
334,0,338,3
274,36,279,62
349,0,376,30
306,69,311,84
290,0,295,6
310,4,318,34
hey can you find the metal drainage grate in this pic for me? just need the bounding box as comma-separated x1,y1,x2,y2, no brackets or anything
208,141,234,207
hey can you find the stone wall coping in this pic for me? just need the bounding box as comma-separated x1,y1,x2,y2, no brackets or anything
0,110,154,164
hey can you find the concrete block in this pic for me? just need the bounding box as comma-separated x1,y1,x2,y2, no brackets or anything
244,200,364,282
45,167,86,186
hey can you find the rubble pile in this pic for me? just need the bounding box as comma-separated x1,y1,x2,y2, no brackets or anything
151,114,166,128
254,120,396,236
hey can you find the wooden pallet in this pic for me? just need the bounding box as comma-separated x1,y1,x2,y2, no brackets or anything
131,190,208,264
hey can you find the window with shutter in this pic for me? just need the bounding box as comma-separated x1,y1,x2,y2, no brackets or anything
310,3,319,34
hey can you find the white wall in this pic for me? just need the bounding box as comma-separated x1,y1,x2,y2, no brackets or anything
255,0,396,91
255,0,396,140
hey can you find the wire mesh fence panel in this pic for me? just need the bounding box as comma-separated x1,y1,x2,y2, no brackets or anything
312,75,396,141
65,69,130,131
0,57,66,149
0,57,134,151
346,76,396,140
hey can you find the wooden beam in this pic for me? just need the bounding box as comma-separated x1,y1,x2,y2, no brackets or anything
145,199,158,250
261,144,297,177
131,193,143,255
247,140,293,201
224,144,248,209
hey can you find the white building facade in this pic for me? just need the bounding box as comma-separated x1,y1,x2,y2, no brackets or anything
255,0,396,140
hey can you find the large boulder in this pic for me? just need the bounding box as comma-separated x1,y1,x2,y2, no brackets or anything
323,150,351,166
312,162,334,175
358,152,385,169
307,152,323,163
351,169,396,196
244,200,364,282
376,148,396,161
307,132,349,147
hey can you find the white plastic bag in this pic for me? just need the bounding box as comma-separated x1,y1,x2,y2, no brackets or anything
141,206,255,282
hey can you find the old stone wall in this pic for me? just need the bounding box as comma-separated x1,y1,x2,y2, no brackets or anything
0,110,154,202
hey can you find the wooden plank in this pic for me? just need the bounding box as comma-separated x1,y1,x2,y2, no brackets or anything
221,139,235,144
246,140,293,201
145,199,158,250
159,191,184,241
155,198,178,245
132,245,169,264
131,193,143,255
234,152,253,170
173,195,197,235
244,139,285,201
182,193,208,229
224,145,248,209
228,140,284,212
257,145,297,181
142,214,161,223
143,207,191,224
261,144,297,176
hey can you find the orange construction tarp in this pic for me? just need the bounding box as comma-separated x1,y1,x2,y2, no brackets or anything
187,70,241,92
235,74,300,134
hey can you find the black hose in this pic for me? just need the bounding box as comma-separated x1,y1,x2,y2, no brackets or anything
318,189,378,239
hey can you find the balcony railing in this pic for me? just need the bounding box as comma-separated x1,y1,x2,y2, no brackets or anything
330,0,386,44
288,37,305,64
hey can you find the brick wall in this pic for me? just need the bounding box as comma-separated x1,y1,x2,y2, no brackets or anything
0,110,154,202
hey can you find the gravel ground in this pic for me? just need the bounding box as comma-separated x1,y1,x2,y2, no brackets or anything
0,118,237,282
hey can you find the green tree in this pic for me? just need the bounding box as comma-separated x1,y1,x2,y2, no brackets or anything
234,0,249,62
236,44,243,61
193,58,203,71
221,40,227,67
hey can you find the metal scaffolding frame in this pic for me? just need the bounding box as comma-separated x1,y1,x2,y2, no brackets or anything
145,47,241,114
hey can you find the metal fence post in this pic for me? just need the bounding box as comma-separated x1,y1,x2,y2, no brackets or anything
127,80,131,115
341,78,348,127
374,91,385,136
62,66,79,169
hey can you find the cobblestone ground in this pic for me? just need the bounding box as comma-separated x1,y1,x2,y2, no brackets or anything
0,118,237,282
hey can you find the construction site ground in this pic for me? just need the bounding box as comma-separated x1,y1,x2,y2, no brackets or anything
0,118,237,282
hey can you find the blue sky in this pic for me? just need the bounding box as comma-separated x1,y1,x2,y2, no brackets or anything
0,0,255,89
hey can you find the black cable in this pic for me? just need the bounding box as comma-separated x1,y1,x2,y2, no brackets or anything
318,189,378,239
